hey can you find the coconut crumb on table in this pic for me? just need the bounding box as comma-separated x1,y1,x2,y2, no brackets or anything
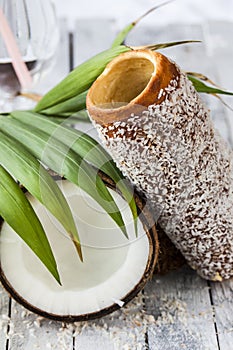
0,313,10,337
5,293,154,349
67,293,153,349
146,296,205,350
2,288,232,349
154,298,188,327
54,295,196,349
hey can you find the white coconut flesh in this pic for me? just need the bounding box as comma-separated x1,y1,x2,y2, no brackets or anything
0,180,151,318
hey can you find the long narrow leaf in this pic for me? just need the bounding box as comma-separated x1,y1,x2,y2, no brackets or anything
111,1,175,47
11,110,138,233
0,165,61,284
213,94,233,112
111,23,135,48
46,111,90,123
35,45,131,113
42,91,87,116
188,74,233,96
0,116,128,237
133,40,201,51
186,71,220,87
0,130,83,260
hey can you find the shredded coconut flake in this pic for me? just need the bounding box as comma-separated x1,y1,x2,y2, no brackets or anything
92,65,233,281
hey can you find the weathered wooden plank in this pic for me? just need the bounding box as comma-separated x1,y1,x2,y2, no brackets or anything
145,266,219,350
72,293,149,350
73,18,116,66
204,21,233,95
7,300,73,350
126,24,169,46
205,93,233,146
0,285,10,350
6,294,149,350
210,279,233,350
204,21,233,147
1,19,232,350
205,21,233,350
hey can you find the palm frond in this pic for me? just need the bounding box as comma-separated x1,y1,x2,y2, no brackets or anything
0,115,129,238
0,165,61,284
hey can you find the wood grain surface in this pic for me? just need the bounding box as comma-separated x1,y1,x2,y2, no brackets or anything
0,18,233,350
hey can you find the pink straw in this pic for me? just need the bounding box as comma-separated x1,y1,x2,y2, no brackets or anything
0,7,33,90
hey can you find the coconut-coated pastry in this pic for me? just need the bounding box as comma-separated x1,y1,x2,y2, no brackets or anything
86,49,233,281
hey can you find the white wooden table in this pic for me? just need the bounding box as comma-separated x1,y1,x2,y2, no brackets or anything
0,18,233,350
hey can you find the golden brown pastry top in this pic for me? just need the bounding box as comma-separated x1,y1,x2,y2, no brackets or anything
86,49,180,125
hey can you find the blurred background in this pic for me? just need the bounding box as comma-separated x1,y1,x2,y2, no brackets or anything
54,0,233,28
52,0,233,143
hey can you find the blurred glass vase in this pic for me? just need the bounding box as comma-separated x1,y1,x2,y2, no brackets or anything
0,0,59,111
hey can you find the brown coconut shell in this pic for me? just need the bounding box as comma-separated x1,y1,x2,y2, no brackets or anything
0,175,161,322
100,171,185,275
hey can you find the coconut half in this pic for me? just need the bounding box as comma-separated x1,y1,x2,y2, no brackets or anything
0,179,158,322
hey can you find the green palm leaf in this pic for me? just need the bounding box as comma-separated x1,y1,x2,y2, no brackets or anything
0,130,82,260
11,110,138,233
0,115,128,237
139,40,201,51
42,91,88,117
0,165,60,284
188,74,233,96
111,1,174,47
35,45,130,113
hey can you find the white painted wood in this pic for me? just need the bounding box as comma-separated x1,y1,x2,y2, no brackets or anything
72,293,148,349
145,266,219,350
74,328,115,350
206,93,233,146
204,20,233,89
0,19,233,350
210,279,233,350
0,285,10,350
204,21,233,147
8,300,74,350
126,24,169,46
